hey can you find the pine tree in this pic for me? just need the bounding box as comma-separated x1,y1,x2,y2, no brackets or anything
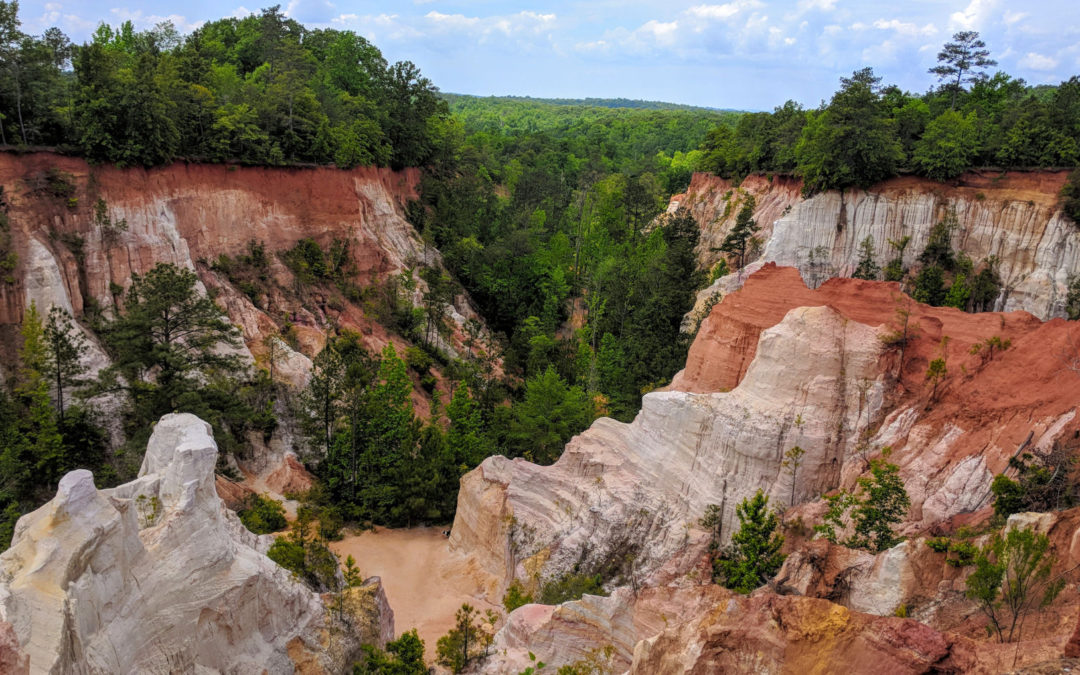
718,196,758,270
929,31,996,109
446,384,490,472
17,302,64,489
43,306,87,422
104,263,242,420
715,489,786,593
852,236,880,280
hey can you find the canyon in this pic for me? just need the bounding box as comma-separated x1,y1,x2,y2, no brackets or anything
4,150,1080,673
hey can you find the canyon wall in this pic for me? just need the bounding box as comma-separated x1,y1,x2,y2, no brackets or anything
0,152,488,392
677,171,1078,320
0,413,393,673
451,263,1080,671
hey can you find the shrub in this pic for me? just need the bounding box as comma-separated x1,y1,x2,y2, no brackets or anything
502,579,533,612
267,537,306,573
713,490,786,593
966,527,1064,642
1062,168,1080,225
539,571,607,605
926,536,951,553
990,445,1079,519
237,493,287,534
356,629,427,674
318,505,344,541
815,449,910,552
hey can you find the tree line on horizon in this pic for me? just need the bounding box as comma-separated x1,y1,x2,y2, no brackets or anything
700,32,1080,193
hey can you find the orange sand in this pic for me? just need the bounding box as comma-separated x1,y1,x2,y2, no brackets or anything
330,526,499,659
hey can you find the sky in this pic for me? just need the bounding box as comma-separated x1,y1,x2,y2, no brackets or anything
13,0,1080,110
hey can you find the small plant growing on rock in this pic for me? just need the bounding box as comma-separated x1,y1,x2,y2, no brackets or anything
925,357,947,402
713,490,785,593
969,335,1012,364
135,494,161,528
880,297,920,375
852,236,880,280
815,448,910,553
966,527,1064,643
503,579,534,612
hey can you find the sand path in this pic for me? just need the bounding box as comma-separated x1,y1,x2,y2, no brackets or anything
330,526,499,657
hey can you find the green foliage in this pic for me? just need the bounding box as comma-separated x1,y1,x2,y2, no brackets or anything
990,447,1079,519
930,31,997,109
502,367,593,465
966,527,1064,642
883,236,910,283
795,69,903,193
699,34,1076,186
852,236,880,280
1067,275,1080,321
717,196,758,270
1063,169,1080,225
913,110,979,181
926,536,977,566
925,357,948,401
267,506,340,591
919,212,958,271
1,5,447,167
502,579,534,612
538,571,607,605
98,262,271,463
435,604,496,674
708,258,730,284
912,265,946,306
714,490,786,593
815,450,910,552
926,536,951,553
301,336,464,526
355,629,427,675
237,493,287,534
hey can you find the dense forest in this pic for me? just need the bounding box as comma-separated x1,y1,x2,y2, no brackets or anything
0,3,446,168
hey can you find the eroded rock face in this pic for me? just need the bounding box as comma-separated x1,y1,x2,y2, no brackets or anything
627,591,976,675
680,171,1079,320
0,413,377,674
452,303,888,594
452,264,1080,670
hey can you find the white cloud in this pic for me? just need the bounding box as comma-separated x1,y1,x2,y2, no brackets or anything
798,0,837,11
422,10,556,39
687,2,762,21
1003,10,1028,25
284,0,338,24
1019,52,1058,70
871,19,936,37
949,0,998,30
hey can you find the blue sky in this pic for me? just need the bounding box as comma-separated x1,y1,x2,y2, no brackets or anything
14,0,1080,110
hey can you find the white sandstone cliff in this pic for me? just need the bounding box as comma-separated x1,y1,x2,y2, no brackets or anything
451,305,887,600
0,413,391,674
682,172,1080,321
